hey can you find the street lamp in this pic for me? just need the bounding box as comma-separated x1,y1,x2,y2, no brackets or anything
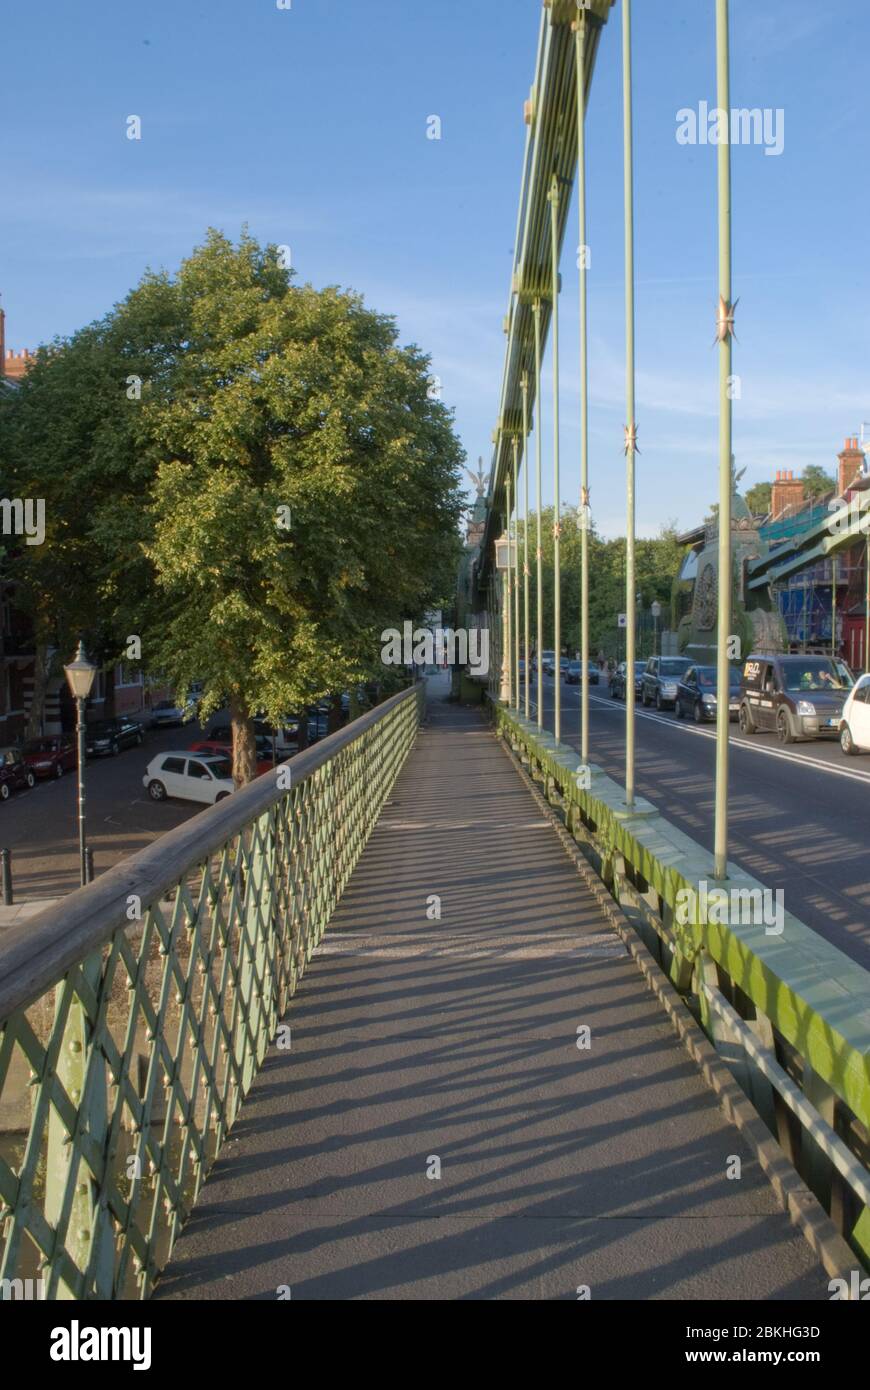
64,642,97,887
651,600,662,657
494,532,514,703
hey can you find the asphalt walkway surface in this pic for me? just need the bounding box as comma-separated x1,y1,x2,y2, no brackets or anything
156,685,828,1300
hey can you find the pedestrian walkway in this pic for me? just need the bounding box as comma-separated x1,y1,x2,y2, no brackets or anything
0,898,60,931
156,693,827,1300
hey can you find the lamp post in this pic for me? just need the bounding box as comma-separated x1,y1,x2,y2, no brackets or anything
64,642,97,887
651,600,662,657
495,532,513,703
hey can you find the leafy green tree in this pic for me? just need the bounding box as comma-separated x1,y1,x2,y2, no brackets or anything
141,231,463,781
516,510,684,663
0,281,180,730
1,230,463,775
745,481,772,516
801,464,836,500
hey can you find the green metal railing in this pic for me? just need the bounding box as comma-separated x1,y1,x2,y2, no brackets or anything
494,702,870,1270
0,685,422,1300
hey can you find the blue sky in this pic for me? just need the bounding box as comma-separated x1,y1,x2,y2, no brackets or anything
2,0,868,537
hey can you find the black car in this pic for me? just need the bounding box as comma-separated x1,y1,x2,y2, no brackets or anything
0,748,36,800
85,717,144,758
737,653,853,743
640,656,692,710
566,662,599,686
674,665,742,723
609,662,645,700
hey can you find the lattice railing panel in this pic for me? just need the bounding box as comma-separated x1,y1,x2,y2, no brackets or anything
0,686,421,1299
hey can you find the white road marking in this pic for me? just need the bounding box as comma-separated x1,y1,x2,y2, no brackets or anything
530,682,870,788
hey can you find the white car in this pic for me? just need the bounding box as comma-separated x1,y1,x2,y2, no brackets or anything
143,751,234,804
840,674,870,755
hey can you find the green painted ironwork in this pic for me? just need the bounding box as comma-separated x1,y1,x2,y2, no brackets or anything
511,439,516,711
622,0,638,811
534,297,545,719
549,174,562,743
575,8,591,766
493,700,870,1268
522,373,531,719
714,0,733,881
0,686,423,1300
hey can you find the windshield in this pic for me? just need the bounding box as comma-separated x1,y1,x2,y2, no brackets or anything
695,668,741,690
24,739,55,754
660,660,689,677
780,659,848,693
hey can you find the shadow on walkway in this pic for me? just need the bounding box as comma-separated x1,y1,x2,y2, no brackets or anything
155,685,828,1300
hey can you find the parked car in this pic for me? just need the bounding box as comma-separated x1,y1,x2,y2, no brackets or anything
674,665,742,723
85,717,144,758
640,656,692,710
610,661,645,701
143,751,234,804
0,748,36,800
150,700,187,728
517,659,535,684
208,718,300,757
20,735,76,779
840,673,870,754
737,653,853,743
565,662,599,685
540,650,557,675
190,736,278,778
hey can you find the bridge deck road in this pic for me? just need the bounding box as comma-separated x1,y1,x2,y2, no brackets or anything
156,684,827,1301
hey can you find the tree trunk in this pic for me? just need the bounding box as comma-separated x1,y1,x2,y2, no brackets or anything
229,698,257,787
25,639,52,738
327,692,342,734
296,711,309,753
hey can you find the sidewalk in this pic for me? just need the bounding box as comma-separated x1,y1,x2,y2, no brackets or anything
155,693,828,1300
0,898,60,930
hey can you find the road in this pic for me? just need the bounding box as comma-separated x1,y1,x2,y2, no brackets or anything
526,674,870,971
0,719,214,902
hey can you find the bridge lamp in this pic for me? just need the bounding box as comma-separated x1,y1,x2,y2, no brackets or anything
64,642,97,888
494,534,514,702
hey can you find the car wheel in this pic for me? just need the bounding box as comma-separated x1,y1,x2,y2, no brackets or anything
147,779,167,801
111,741,120,756
693,701,704,724
215,791,231,803
610,686,618,700
655,692,663,711
25,771,36,789
674,698,684,719
0,784,9,801
738,703,755,734
777,710,795,745
55,761,64,778
841,724,858,756
641,689,649,707
136,730,144,746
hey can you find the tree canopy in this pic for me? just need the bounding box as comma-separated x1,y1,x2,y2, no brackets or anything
516,508,684,660
0,230,464,778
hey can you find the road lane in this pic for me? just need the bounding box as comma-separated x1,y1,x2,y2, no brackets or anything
0,721,211,900
524,675,870,970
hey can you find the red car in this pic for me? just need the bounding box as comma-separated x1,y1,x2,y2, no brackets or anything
189,738,278,779
21,735,77,780
0,749,36,800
